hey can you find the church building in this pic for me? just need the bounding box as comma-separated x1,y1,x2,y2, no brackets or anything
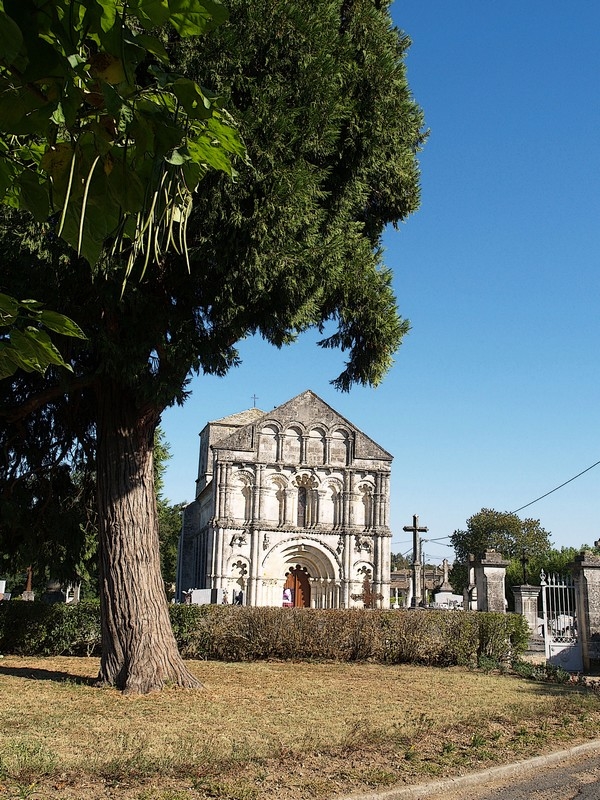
176,390,393,608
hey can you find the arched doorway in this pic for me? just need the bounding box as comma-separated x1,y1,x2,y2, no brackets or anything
262,539,341,608
283,564,311,608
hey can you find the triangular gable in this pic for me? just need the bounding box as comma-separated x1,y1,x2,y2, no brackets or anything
211,389,392,461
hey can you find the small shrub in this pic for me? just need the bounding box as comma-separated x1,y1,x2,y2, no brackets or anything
511,658,573,685
470,733,486,748
477,654,500,673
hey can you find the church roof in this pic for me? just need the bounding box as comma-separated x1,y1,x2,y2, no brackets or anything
211,389,392,462
211,407,265,426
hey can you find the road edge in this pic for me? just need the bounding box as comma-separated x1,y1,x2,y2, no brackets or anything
343,739,600,800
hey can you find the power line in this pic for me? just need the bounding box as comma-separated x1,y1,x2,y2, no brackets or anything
511,459,600,514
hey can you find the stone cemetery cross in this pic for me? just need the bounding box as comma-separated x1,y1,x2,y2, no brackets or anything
403,514,428,606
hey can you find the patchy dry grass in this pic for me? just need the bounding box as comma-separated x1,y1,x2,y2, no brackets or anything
0,656,599,800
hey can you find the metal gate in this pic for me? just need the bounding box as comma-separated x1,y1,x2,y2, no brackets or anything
540,570,582,671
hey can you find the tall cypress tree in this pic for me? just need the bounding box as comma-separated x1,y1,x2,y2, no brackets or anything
0,0,426,693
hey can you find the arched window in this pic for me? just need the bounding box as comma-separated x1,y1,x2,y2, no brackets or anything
258,424,278,462
330,429,349,466
306,428,325,465
232,471,253,522
322,480,343,526
361,486,373,529
296,474,318,527
283,426,302,464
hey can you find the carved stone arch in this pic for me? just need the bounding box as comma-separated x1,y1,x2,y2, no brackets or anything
306,426,326,466
258,423,280,463
294,471,319,528
294,471,319,489
265,473,289,526
351,560,380,608
329,427,350,466
357,479,375,529
262,536,341,577
226,557,249,605
282,424,304,464
232,469,254,522
321,476,344,526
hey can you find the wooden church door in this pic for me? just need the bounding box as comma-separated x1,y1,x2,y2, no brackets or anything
283,565,311,608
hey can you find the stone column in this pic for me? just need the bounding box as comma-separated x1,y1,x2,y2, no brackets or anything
571,551,600,672
406,574,414,608
300,435,308,465
382,475,390,526
251,464,263,521
348,472,357,526
343,530,352,608
284,488,295,525
473,550,509,612
248,527,261,606
511,585,540,634
341,470,350,526
373,473,382,528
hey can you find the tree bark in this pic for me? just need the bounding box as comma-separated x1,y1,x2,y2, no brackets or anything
95,380,201,694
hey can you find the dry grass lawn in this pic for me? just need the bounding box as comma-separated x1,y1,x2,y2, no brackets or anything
1,656,599,800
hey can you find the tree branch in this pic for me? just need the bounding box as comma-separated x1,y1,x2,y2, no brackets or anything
1,373,97,423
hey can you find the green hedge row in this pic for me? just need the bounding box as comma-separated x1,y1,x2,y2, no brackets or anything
0,601,530,665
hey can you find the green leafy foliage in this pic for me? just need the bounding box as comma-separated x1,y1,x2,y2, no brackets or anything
0,0,243,269
154,428,186,586
0,292,86,379
0,461,98,593
450,508,552,594
391,552,411,571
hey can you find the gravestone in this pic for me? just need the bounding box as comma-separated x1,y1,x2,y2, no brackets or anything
188,588,225,605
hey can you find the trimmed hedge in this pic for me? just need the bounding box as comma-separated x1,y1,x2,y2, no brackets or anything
0,601,101,656
0,601,530,666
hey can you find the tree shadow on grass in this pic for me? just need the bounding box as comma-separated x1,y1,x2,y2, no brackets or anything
0,665,95,685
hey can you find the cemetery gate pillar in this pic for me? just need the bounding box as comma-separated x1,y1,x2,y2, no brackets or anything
473,550,508,613
571,551,600,672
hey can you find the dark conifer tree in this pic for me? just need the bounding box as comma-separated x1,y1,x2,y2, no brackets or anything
0,0,426,693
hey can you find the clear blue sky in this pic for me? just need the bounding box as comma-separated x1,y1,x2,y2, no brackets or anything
161,1,600,565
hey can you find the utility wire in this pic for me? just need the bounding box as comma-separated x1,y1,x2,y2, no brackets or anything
511,459,600,514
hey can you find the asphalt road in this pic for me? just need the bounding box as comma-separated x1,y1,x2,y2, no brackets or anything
348,741,600,800
427,749,600,799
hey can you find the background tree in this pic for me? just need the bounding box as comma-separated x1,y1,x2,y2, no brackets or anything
0,425,179,599
154,428,186,590
450,508,552,595
390,552,411,571
1,0,426,693
0,368,98,595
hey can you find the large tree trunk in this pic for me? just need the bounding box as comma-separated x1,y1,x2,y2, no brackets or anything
95,380,200,694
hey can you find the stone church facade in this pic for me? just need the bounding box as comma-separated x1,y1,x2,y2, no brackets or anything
176,390,393,608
